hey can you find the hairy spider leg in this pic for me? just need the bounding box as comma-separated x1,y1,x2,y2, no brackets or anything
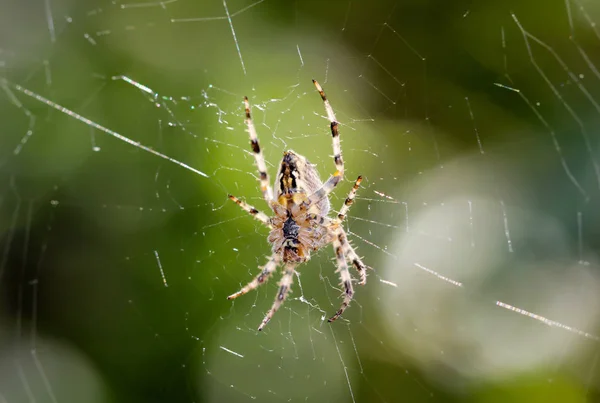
258,263,296,331
312,79,344,178
335,176,368,285
244,97,274,203
328,232,354,322
303,174,361,227
338,231,367,285
227,194,272,228
304,212,334,226
337,176,362,222
306,174,368,285
227,254,281,300
306,80,344,206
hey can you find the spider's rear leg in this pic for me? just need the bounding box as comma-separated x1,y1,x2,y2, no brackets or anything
306,208,368,286
335,176,367,284
258,263,296,331
328,232,354,323
227,254,280,300
339,230,367,285
228,195,272,229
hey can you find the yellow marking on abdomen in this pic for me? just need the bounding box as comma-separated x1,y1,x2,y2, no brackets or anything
278,195,288,207
292,193,308,205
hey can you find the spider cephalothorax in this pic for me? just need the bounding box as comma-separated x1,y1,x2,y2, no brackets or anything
270,211,309,263
227,80,368,331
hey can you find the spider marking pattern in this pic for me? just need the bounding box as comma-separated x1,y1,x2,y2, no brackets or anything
227,80,368,331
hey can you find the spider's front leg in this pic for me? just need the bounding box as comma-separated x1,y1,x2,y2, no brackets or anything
244,96,274,204
307,80,344,206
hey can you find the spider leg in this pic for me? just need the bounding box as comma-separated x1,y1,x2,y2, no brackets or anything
338,230,367,285
313,79,344,179
328,232,354,322
228,195,272,229
337,176,362,222
244,97,274,204
258,263,296,331
306,173,343,206
306,213,336,226
308,178,366,285
227,254,281,300
306,80,344,206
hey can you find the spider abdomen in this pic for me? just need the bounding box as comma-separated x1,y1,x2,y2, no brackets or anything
276,150,330,216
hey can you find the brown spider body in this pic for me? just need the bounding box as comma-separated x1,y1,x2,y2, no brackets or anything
227,81,369,331
276,151,330,215
268,151,333,263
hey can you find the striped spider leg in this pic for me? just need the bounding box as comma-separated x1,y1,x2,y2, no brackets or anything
335,176,368,287
305,79,344,206
244,96,274,204
226,95,274,230
307,176,367,322
227,195,272,228
227,254,280,300
306,174,366,283
257,262,296,331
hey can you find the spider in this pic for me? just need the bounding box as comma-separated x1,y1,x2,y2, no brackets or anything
227,80,368,331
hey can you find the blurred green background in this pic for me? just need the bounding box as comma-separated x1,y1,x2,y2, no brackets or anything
1,0,600,402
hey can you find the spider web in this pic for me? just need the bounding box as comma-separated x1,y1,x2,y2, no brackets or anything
1,0,600,401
